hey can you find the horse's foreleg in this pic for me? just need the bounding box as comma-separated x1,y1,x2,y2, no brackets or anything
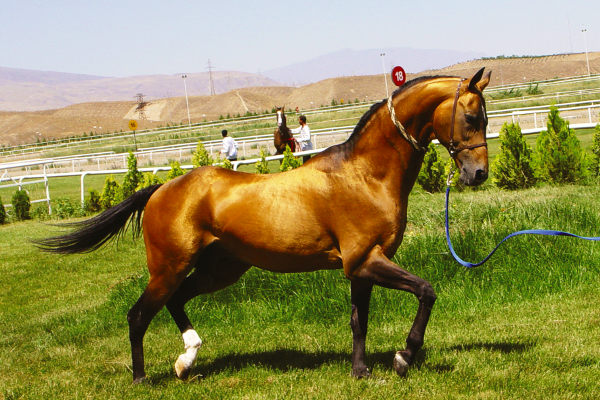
349,279,373,378
166,258,250,380
350,246,436,376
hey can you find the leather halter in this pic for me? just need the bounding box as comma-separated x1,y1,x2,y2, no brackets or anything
387,78,487,157
447,79,488,158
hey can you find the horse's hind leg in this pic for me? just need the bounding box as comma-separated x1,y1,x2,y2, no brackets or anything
127,272,188,383
166,256,250,379
349,245,436,377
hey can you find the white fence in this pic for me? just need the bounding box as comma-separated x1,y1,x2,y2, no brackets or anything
1,100,599,212
0,148,325,210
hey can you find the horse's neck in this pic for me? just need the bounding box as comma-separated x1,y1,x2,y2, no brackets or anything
349,80,456,193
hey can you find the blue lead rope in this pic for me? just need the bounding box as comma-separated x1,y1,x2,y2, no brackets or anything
445,185,600,268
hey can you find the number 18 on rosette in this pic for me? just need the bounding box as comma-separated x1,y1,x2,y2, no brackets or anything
391,66,406,87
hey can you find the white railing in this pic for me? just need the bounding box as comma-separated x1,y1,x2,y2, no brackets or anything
0,148,326,209
2,100,598,177
0,174,51,214
2,97,599,211
0,126,354,178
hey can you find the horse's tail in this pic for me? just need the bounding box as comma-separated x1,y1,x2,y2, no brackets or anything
33,184,162,254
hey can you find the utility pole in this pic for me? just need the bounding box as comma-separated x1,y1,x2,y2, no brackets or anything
380,52,389,98
181,74,191,127
207,59,216,96
582,29,591,76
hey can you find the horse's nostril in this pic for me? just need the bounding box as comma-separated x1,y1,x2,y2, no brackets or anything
475,169,488,181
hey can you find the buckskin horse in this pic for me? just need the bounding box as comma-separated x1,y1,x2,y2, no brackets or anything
36,68,491,383
273,106,299,154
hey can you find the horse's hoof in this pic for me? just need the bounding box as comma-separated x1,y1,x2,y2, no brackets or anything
393,351,409,377
175,356,191,380
352,366,371,379
132,375,147,385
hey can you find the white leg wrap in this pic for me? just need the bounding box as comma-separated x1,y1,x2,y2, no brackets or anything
175,329,202,378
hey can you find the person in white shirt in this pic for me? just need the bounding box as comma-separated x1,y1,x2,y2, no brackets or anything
220,129,238,161
291,115,313,163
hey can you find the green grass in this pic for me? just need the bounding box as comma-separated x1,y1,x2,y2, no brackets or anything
1,185,600,399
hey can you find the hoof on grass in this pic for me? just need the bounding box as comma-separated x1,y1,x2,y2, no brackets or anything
393,351,409,377
175,355,192,380
352,366,371,379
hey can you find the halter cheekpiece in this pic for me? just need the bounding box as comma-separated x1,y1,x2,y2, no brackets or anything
447,79,488,158
387,78,487,157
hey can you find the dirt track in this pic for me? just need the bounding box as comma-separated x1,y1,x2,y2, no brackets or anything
1,52,598,146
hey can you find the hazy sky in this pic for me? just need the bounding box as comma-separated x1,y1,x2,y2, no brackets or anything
2,0,598,77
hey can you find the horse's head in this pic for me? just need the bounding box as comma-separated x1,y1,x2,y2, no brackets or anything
433,68,491,186
276,106,287,128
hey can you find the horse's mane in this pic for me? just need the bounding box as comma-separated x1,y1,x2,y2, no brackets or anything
313,75,455,165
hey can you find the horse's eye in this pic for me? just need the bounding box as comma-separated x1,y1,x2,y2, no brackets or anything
465,114,477,125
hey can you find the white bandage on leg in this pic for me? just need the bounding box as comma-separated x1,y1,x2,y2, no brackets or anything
182,329,202,350
174,329,202,378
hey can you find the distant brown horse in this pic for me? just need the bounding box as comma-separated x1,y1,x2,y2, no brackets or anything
273,106,299,154
36,68,491,383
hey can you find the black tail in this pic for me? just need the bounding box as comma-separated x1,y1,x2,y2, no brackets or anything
34,184,162,254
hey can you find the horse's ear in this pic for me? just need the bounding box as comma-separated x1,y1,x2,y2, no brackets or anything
468,68,491,92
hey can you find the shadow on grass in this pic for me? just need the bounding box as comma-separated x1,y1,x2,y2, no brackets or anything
149,339,534,384
446,340,535,354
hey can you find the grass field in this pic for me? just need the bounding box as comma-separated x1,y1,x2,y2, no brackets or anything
1,184,600,399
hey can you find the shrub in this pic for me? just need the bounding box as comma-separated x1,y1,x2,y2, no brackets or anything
534,106,587,184
192,141,214,167
11,189,31,220
100,175,121,209
280,145,301,172
84,189,102,213
54,198,82,219
526,83,542,95
0,197,6,224
138,172,164,189
417,143,446,193
121,152,143,199
492,87,522,99
166,161,185,181
492,123,537,190
591,124,600,179
255,148,270,174
221,159,234,170
30,204,50,221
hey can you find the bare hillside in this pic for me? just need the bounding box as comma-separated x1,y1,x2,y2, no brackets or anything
1,52,598,146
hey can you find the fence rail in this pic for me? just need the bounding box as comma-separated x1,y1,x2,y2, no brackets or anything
2,99,599,212
0,148,326,210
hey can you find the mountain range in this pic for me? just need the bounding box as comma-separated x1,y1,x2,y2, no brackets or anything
1,51,598,146
0,47,482,112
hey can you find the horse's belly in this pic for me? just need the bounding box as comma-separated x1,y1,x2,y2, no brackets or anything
216,231,342,273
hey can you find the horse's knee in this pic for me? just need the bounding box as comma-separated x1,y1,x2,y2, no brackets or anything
417,281,436,307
